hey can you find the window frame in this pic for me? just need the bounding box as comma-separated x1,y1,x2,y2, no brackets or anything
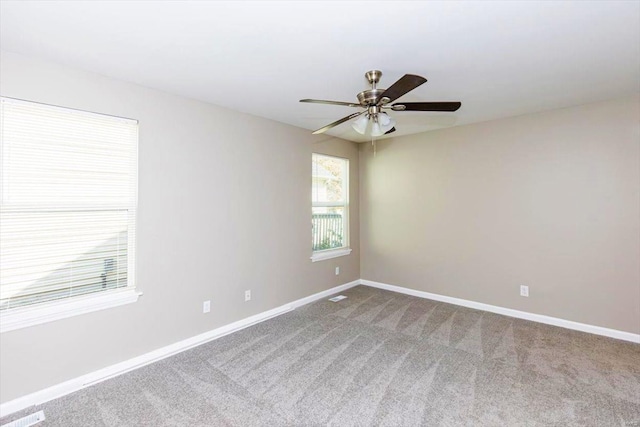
0,97,140,333
310,153,352,262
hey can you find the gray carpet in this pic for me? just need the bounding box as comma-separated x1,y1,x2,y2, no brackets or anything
2,285,639,426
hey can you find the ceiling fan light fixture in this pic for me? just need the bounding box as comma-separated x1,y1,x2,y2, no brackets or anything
378,112,396,133
352,114,369,134
378,112,391,126
371,120,384,137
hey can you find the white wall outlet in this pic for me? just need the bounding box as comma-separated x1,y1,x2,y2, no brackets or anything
335,266,340,276
245,290,251,302
203,300,211,313
520,285,529,297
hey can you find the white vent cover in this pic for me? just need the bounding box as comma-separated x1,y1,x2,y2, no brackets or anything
1,410,45,427
328,295,347,302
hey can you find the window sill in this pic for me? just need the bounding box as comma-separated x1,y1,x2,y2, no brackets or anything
311,247,352,262
0,288,141,333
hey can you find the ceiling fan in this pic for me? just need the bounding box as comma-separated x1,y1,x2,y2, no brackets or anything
300,70,461,137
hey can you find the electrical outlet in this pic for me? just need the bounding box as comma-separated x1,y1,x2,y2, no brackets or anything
245,290,251,302
203,300,211,313
335,266,340,276
520,285,529,297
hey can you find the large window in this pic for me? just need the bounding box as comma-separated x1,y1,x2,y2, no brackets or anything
311,153,351,262
0,98,138,332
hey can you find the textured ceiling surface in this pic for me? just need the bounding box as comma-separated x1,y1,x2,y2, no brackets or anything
1,1,639,142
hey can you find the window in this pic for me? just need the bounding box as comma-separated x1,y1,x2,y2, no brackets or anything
311,153,351,262
0,98,139,332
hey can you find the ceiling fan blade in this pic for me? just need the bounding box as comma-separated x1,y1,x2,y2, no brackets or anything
300,99,361,108
378,74,427,104
393,102,461,112
312,111,364,135
384,127,396,135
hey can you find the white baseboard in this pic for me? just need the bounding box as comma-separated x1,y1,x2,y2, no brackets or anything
290,279,360,308
360,279,640,344
3,277,634,418
0,279,360,418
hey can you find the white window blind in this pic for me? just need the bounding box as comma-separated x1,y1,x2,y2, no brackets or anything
0,97,138,312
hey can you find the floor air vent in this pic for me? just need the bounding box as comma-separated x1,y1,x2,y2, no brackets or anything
328,295,347,302
1,410,45,427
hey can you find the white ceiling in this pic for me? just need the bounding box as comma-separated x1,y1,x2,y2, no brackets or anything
1,1,639,142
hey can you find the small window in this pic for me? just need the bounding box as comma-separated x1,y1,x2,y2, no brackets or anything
311,153,351,262
0,98,139,331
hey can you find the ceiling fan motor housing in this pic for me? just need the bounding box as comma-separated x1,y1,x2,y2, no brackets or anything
357,89,385,107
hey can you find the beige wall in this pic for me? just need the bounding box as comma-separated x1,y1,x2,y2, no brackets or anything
0,51,360,402
360,96,640,334
1,49,638,405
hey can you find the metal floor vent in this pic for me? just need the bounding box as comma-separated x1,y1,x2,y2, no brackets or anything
328,295,347,302
1,410,45,427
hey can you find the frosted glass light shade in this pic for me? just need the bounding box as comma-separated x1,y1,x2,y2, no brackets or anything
378,112,396,133
351,114,369,134
352,113,395,136
378,112,391,126
371,121,384,137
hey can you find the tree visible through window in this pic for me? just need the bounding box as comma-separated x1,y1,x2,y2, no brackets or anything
312,154,348,252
